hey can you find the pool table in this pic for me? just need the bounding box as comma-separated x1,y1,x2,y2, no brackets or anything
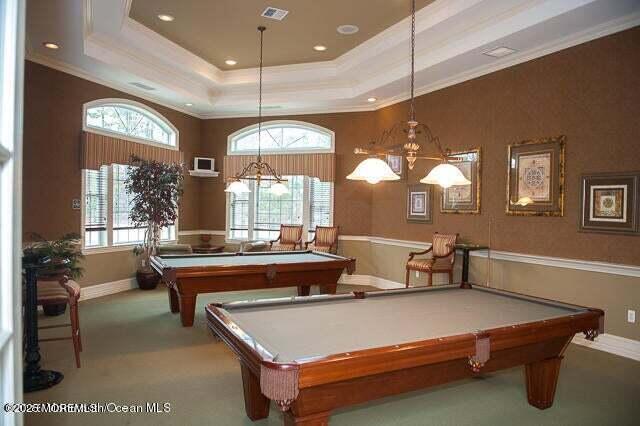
151,251,355,326
206,284,604,425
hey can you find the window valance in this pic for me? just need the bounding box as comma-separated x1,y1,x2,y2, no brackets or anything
223,153,335,182
81,131,183,170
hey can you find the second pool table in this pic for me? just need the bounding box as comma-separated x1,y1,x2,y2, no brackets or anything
151,250,355,326
206,284,603,425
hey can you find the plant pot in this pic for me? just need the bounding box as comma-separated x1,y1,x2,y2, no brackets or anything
136,270,160,290
43,303,67,316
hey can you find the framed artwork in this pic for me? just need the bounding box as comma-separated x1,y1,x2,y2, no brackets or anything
386,154,405,180
506,136,565,216
407,184,433,223
579,172,639,235
441,148,481,214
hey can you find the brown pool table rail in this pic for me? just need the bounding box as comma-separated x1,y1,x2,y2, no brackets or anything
205,285,604,425
152,250,355,327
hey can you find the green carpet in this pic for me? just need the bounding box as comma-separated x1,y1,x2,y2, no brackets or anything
25,285,640,426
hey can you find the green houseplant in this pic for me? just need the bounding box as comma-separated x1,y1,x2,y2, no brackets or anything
23,232,84,315
126,156,183,290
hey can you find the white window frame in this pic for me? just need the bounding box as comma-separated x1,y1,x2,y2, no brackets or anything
82,98,179,150
1,0,25,424
81,165,178,254
226,121,335,242
227,120,335,155
225,178,334,243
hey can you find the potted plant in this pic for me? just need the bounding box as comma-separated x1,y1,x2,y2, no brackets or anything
126,155,183,290
22,233,84,316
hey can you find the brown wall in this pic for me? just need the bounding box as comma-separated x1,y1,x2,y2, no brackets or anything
369,27,640,265
21,26,640,292
199,113,375,235
22,61,202,239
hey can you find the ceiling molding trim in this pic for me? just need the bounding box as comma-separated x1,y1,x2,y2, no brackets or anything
375,9,640,110
24,53,202,119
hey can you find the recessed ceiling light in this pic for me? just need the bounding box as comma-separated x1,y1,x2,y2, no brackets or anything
185,103,193,107
367,97,377,103
483,46,517,58
225,59,237,66
337,25,359,35
43,42,59,50
313,45,327,52
157,14,175,22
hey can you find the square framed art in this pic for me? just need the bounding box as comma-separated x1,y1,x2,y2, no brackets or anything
441,148,481,214
580,172,639,235
407,184,433,223
506,135,565,216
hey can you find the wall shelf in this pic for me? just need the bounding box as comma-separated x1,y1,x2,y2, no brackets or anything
188,170,220,178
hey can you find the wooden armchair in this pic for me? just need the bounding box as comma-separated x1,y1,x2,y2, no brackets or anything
405,233,458,287
305,226,339,254
269,225,303,251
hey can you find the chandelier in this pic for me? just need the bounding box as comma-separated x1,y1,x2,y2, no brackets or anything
347,0,470,189
225,26,289,196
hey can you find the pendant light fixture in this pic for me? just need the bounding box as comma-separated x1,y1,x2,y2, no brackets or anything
347,0,470,189
225,27,289,196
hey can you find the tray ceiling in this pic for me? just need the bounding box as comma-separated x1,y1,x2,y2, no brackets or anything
129,0,435,69
25,0,640,118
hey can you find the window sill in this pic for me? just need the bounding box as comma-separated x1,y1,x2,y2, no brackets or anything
82,240,177,255
82,245,136,256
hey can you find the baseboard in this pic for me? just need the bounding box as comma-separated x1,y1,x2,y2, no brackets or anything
339,274,405,289
79,278,137,301
340,273,640,362
572,333,640,361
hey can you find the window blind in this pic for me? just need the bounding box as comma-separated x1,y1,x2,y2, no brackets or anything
309,178,332,232
84,166,108,247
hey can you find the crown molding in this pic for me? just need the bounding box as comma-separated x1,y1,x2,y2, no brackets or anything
27,0,640,118
24,53,202,119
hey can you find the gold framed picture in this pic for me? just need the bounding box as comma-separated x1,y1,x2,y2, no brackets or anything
506,136,565,216
407,184,433,223
579,172,639,235
441,148,481,214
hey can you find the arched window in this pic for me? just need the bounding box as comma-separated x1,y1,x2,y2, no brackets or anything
83,99,178,148
228,120,333,155
226,121,334,241
81,99,178,250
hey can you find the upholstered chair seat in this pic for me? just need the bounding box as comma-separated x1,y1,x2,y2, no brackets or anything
405,233,458,287
305,226,339,254
270,225,303,251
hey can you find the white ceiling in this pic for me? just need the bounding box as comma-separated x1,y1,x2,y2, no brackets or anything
25,0,640,119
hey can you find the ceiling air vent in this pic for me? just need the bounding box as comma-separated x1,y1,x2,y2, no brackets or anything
482,46,517,58
129,82,156,91
261,7,289,21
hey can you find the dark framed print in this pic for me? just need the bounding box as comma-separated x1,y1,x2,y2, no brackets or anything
386,154,405,180
407,184,433,223
441,148,481,214
580,172,639,235
506,136,565,216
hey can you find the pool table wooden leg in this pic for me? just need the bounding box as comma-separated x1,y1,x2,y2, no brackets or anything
319,284,337,294
525,356,563,409
241,364,270,421
168,287,180,313
297,286,311,296
284,411,330,426
178,294,197,327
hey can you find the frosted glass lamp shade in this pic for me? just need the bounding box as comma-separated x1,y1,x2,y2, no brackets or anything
346,158,400,184
224,180,251,194
420,163,471,188
269,182,289,196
